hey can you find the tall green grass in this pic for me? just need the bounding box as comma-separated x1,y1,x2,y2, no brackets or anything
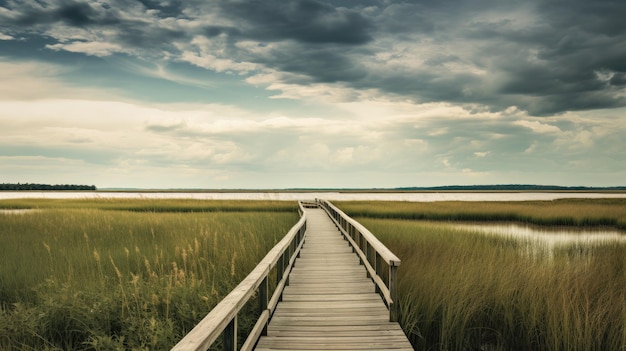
336,199,626,230
0,200,298,350
345,205,626,350
0,198,296,213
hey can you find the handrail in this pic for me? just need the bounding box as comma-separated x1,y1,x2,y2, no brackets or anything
171,201,308,351
317,199,401,322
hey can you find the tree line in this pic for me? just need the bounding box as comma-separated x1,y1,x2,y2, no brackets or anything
0,183,97,191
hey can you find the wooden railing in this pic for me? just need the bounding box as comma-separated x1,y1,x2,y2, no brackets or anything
317,199,401,322
171,201,308,351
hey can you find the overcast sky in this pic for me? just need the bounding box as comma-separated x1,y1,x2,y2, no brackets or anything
1,0,625,189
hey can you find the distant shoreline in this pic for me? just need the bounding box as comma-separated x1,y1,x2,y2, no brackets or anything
3,189,626,194
3,191,626,202
2,184,626,194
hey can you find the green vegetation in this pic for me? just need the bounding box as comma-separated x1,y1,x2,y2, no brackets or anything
336,200,626,351
0,198,296,213
0,199,298,350
336,198,626,230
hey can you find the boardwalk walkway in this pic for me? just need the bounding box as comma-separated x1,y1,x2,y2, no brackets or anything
255,207,413,351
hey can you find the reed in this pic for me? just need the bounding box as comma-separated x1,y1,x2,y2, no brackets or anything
336,198,626,230
341,201,626,350
0,198,296,213
0,200,298,350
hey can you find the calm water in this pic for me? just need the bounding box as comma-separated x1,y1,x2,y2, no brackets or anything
0,209,38,215
453,223,626,256
1,191,625,202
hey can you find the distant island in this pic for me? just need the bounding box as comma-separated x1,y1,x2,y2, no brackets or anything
0,183,97,191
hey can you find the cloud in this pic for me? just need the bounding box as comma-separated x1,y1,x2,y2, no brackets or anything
3,0,626,115
2,1,626,188
514,120,562,134
46,41,125,57
217,0,374,45
180,36,260,74
474,151,489,158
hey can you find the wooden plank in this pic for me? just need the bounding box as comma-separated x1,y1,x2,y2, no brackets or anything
268,329,407,337
282,294,381,302
267,324,405,333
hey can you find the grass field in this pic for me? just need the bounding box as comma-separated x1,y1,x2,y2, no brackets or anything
0,199,299,351
336,198,626,229
335,200,626,351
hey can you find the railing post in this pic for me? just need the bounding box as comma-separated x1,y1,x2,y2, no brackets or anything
365,242,371,278
389,264,398,322
375,253,382,294
224,316,237,351
259,276,268,336
297,226,303,258
357,235,364,266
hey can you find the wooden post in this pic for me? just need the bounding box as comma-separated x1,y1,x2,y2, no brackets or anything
365,242,371,278
283,251,290,287
389,265,398,322
375,253,382,294
297,227,303,258
357,236,364,266
259,277,268,336
360,234,365,255
224,316,237,351
277,253,285,301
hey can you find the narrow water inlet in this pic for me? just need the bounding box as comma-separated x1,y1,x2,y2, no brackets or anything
452,223,626,256
0,209,38,215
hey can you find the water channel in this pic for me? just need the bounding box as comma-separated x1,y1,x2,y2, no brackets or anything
453,222,626,256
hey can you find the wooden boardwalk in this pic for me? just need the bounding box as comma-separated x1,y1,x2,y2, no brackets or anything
255,207,413,351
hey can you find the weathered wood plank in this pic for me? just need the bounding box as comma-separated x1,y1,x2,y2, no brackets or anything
281,294,381,302
267,324,405,333
268,329,407,337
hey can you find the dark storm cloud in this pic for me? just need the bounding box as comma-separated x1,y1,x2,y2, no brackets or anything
135,0,185,18
5,0,121,27
218,0,373,45
114,25,186,49
202,26,241,38
258,47,368,83
489,0,626,114
0,0,190,57
354,0,626,115
2,0,626,115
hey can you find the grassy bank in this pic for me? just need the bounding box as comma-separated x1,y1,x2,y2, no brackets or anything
0,200,298,350
336,200,626,350
336,198,626,230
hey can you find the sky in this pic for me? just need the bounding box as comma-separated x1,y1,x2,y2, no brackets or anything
1,0,625,189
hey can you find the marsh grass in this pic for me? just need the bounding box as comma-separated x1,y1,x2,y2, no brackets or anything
336,198,626,230
0,200,298,350
0,198,296,213
349,212,626,350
